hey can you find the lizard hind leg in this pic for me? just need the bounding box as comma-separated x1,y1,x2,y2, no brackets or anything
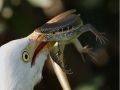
50,42,73,74
57,42,73,74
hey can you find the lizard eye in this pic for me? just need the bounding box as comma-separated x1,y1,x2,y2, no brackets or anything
22,50,30,62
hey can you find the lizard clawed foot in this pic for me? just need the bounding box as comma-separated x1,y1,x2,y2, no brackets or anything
84,24,108,44
81,45,97,63
57,40,98,64
61,65,73,74
79,24,108,45
81,45,93,53
57,60,73,74
73,39,97,63
94,32,108,44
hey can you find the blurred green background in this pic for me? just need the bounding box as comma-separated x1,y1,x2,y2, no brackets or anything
0,0,118,90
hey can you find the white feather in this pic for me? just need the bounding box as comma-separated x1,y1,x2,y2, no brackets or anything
0,38,47,90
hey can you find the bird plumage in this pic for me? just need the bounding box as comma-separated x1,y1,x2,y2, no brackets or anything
0,38,48,90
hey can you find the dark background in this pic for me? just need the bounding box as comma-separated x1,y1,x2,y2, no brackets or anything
0,0,118,90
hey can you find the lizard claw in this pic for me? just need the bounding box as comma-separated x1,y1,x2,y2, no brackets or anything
85,24,108,45
80,45,97,63
82,45,93,53
94,32,108,45
79,24,108,45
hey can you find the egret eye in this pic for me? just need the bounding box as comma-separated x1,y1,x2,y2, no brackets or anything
22,51,30,62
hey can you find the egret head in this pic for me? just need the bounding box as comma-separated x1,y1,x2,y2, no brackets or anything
0,31,55,90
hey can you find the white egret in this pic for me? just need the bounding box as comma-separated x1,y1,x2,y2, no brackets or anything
0,31,56,90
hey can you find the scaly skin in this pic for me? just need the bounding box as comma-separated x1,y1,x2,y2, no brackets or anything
34,9,107,72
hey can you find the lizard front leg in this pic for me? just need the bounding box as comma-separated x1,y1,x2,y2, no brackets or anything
72,38,97,63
